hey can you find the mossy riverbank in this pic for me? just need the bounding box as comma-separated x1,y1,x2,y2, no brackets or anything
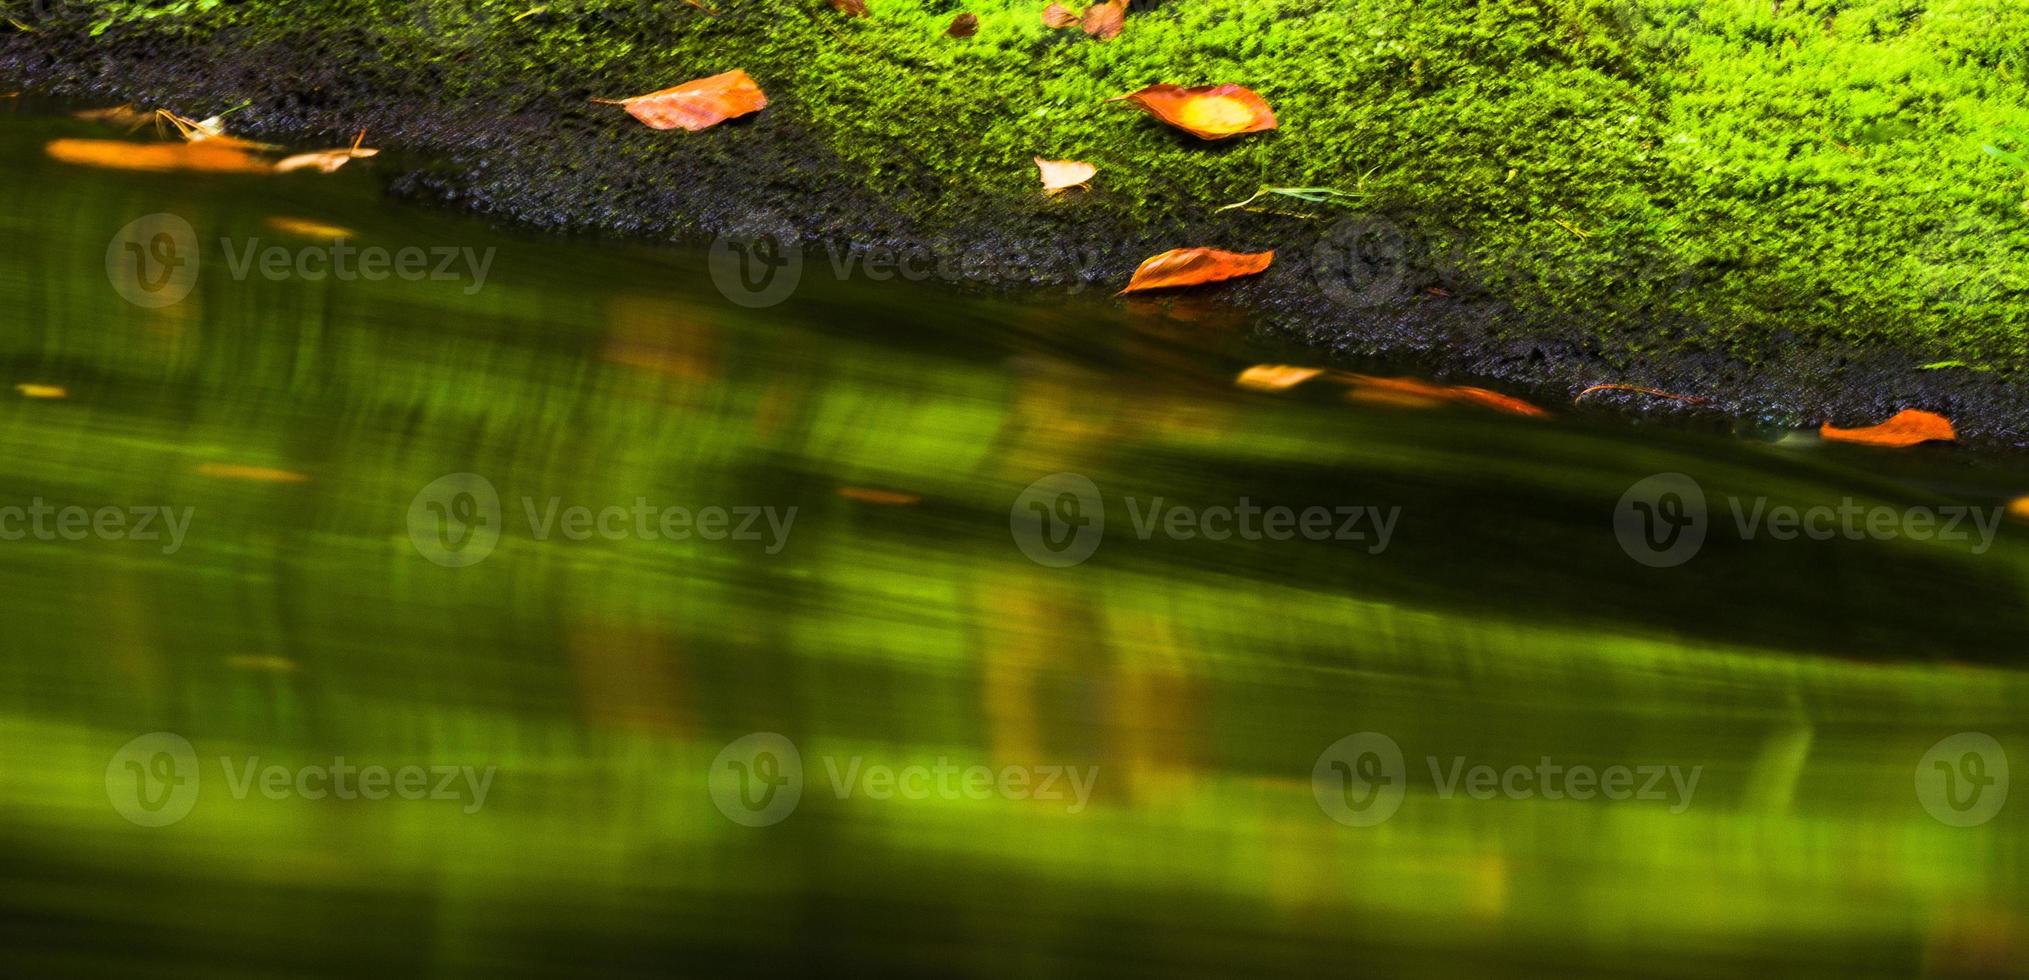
5,0,2028,441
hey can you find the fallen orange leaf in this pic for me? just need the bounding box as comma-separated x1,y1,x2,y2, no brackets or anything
837,487,923,506
1236,365,1324,392
829,0,868,16
595,70,767,131
1041,3,1078,28
1081,0,1125,39
1341,375,1549,418
195,463,311,484
45,138,273,174
1119,248,1274,294
73,104,155,129
947,12,978,36
1116,83,1277,140
2008,497,2029,523
1819,409,1956,448
1035,156,1096,194
15,383,66,400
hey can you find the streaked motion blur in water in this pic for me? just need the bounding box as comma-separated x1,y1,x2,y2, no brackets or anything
0,105,2024,977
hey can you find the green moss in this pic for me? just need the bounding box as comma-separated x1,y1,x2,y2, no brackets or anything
24,0,2029,364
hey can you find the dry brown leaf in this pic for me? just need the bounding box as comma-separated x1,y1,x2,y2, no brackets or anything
265,216,358,239
837,487,923,506
1236,365,1324,392
1819,408,1957,448
1081,0,1125,39
1119,248,1274,294
1035,156,1096,194
273,132,380,174
45,138,273,174
73,104,155,129
1574,383,1710,405
829,0,869,16
595,70,767,131
1042,2,1078,28
1341,375,1549,418
15,383,66,400
947,12,978,36
195,463,311,484
1116,83,1278,140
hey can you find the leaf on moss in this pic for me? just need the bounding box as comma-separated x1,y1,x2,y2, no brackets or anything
947,12,977,36
1081,0,1125,39
45,138,274,174
1035,156,1096,194
1116,84,1277,140
829,0,869,16
15,383,66,400
595,70,767,131
1119,248,1273,294
1236,365,1324,392
1341,375,1548,417
195,463,311,484
1041,3,1078,28
1819,409,1956,447
837,487,922,506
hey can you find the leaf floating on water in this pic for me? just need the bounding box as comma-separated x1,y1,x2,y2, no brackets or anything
1081,0,1125,40
1035,156,1096,194
272,129,379,174
224,655,299,673
15,383,66,400
45,138,274,174
594,70,767,131
1116,84,1277,140
195,463,312,484
1119,248,1273,294
1236,365,1324,392
265,216,358,239
1819,408,1956,448
947,12,978,36
1574,383,1710,405
1341,375,1549,417
1041,2,1078,28
837,487,923,506
828,0,869,17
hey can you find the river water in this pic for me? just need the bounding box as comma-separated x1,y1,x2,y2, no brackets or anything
0,107,2024,976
